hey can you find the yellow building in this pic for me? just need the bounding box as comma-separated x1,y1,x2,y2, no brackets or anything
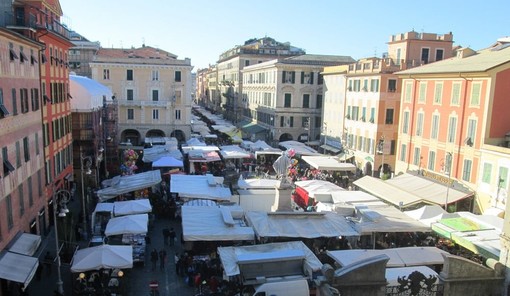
90,45,193,144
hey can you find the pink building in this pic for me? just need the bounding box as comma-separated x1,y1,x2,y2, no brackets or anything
396,42,510,213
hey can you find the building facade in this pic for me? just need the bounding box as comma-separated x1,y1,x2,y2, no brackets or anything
320,65,348,155
342,31,453,177
241,54,354,143
0,28,45,248
68,31,100,78
396,41,510,213
217,37,306,124
90,45,193,145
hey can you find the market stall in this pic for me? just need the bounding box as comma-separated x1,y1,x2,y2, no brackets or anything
105,214,149,264
97,170,162,202
170,174,232,201
71,245,133,272
113,199,152,217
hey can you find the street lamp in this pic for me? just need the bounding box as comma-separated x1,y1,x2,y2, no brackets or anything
80,146,92,240
52,188,71,295
444,152,453,211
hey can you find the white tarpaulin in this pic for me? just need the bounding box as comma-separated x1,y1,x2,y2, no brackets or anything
245,211,359,239
294,180,345,197
352,205,432,234
152,156,183,168
0,251,38,289
404,205,459,227
237,177,280,189
182,206,255,241
327,246,448,268
279,141,320,156
301,155,356,172
105,214,148,236
354,174,472,208
218,241,323,277
250,140,281,153
97,170,162,202
142,145,183,162
70,74,113,111
113,199,152,216
219,145,252,159
170,174,232,201
71,245,133,272
8,233,41,256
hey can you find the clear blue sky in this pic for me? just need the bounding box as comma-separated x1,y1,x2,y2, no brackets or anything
60,0,510,71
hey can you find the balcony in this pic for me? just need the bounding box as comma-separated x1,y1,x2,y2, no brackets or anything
3,12,70,40
119,100,169,108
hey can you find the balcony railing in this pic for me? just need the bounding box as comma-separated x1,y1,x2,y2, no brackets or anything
3,12,70,39
119,100,169,108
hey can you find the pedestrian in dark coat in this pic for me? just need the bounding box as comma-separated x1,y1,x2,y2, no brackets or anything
150,248,158,271
169,228,176,246
159,249,167,270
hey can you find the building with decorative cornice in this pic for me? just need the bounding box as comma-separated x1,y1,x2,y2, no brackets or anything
396,40,510,214
241,54,354,143
217,37,306,124
343,31,454,177
90,45,193,145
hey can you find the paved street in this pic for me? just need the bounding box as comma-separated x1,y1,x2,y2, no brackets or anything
26,196,196,296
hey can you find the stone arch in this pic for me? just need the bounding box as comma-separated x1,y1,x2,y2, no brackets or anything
364,161,373,177
120,129,141,146
171,129,186,142
279,133,293,142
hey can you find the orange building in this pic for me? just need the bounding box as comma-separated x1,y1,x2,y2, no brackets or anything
344,31,453,177
396,42,510,213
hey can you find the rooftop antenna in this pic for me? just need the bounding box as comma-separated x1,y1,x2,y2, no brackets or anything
120,40,123,49
374,47,377,58
142,37,145,47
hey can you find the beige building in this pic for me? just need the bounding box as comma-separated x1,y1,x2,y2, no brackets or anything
90,46,193,145
241,54,354,143
320,65,349,154
216,37,306,124
68,31,100,78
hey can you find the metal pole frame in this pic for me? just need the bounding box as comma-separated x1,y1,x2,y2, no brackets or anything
444,152,452,211
80,146,91,240
52,189,71,295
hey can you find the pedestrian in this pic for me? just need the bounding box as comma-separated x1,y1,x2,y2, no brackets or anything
162,228,170,245
175,253,180,275
169,228,176,246
159,249,167,270
150,248,158,271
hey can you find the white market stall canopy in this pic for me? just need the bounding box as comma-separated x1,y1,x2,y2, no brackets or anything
245,211,359,239
219,145,252,159
113,199,152,216
71,245,133,272
294,180,345,198
279,141,320,156
0,251,38,289
404,205,459,227
218,241,323,277
250,140,281,153
182,206,255,241
301,155,356,172
142,145,183,162
152,156,184,168
171,174,232,201
327,246,448,268
330,191,387,207
105,214,148,236
354,174,472,208
237,177,280,189
97,170,162,202
351,205,432,234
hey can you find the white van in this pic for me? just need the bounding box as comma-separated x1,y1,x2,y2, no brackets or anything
252,278,309,296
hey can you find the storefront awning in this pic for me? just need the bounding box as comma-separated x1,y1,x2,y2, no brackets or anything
7,233,41,256
242,123,267,134
0,251,39,289
354,173,472,208
320,144,341,154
